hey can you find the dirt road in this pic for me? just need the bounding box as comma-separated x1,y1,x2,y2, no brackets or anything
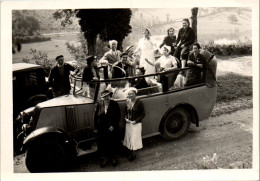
14,108,252,172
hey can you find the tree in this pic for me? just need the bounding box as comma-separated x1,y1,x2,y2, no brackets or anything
54,9,132,55
191,7,198,42
12,11,41,37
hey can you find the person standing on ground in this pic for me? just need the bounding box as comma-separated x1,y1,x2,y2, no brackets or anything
48,55,77,97
94,90,121,167
123,87,145,161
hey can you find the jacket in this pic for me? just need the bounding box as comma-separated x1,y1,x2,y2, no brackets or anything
48,63,75,91
176,27,195,47
159,35,177,55
125,99,145,123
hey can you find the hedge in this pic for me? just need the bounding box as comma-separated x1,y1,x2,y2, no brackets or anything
15,35,51,44
202,41,252,56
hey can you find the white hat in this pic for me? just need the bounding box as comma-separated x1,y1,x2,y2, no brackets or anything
161,45,171,52
125,87,138,95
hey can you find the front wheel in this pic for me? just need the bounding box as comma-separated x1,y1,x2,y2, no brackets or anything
25,139,66,172
162,107,190,141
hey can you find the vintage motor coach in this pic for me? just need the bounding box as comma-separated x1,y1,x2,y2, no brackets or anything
16,51,217,172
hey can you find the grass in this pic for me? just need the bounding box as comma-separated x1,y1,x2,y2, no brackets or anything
210,72,253,117
12,35,77,63
216,72,252,103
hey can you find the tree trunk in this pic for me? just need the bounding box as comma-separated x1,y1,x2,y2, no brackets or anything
191,8,198,42
117,40,123,52
86,35,97,55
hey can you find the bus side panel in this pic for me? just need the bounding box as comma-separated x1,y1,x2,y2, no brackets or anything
167,86,217,121
139,94,169,137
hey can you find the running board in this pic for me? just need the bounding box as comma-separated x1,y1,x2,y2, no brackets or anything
76,142,98,156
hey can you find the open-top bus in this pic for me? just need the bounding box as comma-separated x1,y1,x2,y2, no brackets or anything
15,51,217,172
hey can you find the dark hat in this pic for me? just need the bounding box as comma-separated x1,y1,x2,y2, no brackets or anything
55,55,64,61
101,90,113,98
86,55,95,64
120,52,128,58
125,45,134,53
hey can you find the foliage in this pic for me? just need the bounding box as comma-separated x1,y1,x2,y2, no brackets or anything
12,11,41,37
54,9,132,54
201,39,252,56
15,35,51,44
65,33,110,62
216,73,252,102
228,14,238,23
22,49,55,75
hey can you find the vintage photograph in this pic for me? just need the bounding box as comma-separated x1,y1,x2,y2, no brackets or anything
1,0,259,180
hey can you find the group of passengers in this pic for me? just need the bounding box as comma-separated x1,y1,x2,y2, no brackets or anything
47,18,214,168
48,18,208,98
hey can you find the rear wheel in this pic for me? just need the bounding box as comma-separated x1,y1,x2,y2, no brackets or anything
162,107,190,141
25,139,66,172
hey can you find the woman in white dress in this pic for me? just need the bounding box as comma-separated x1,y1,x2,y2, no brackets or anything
135,28,158,75
123,87,145,161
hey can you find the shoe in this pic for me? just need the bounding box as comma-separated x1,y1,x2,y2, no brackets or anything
100,157,108,168
111,158,118,166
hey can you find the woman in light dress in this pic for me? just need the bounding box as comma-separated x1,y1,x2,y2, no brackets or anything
123,87,145,161
134,27,158,75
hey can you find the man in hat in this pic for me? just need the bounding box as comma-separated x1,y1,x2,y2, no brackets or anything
125,45,138,76
48,55,78,97
112,52,133,78
94,90,121,167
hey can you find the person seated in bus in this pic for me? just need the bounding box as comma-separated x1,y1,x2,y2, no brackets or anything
154,45,179,91
112,52,132,78
159,27,177,56
131,67,149,89
185,43,206,86
101,40,121,65
82,55,100,97
131,67,161,95
125,45,138,76
100,40,121,79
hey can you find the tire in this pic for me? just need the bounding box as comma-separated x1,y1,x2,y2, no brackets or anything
25,139,66,173
162,107,190,141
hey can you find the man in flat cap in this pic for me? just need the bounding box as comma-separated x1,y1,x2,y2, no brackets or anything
48,55,77,97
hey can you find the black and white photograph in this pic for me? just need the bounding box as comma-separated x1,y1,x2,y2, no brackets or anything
1,0,259,180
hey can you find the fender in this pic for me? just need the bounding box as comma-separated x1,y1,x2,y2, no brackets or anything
24,94,48,109
159,103,199,133
23,127,76,155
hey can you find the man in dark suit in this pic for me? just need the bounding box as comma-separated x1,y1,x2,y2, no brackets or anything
48,55,77,97
94,90,121,167
112,52,131,78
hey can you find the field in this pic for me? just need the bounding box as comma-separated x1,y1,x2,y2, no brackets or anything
12,34,78,63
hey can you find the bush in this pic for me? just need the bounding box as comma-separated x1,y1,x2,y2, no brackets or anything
201,39,252,56
22,49,55,76
15,35,51,44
